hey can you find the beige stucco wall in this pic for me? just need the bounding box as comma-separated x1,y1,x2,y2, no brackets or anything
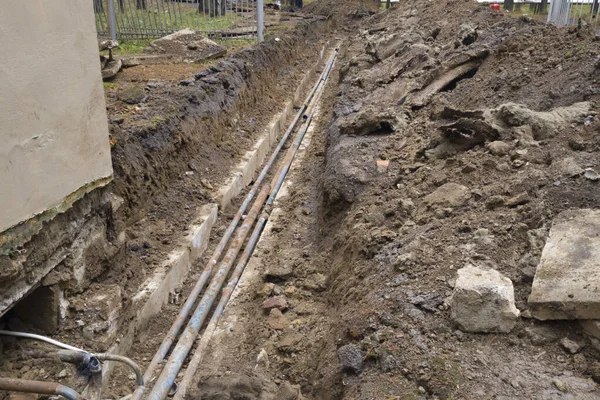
0,1,112,233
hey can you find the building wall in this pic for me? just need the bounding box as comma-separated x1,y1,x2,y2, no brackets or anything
0,1,112,233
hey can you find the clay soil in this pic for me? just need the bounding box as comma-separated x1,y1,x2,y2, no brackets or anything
3,1,600,400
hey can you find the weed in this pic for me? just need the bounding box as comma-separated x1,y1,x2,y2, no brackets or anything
103,82,118,90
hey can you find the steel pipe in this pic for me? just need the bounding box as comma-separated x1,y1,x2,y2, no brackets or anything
0,377,82,400
147,185,271,400
95,353,144,387
133,47,339,400
173,209,269,400
173,47,338,400
0,330,86,353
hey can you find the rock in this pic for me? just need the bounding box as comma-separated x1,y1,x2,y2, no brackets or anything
118,85,145,104
257,283,274,297
450,265,520,333
267,309,289,330
265,264,294,281
301,273,327,291
584,168,600,181
485,195,506,210
101,59,122,80
487,141,512,156
560,337,582,354
262,296,288,311
553,157,584,177
505,192,530,207
553,379,569,392
529,209,600,320
407,291,443,312
57,369,68,379
420,183,471,211
337,344,363,374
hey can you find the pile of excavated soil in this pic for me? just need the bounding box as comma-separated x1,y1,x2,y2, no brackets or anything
187,1,600,399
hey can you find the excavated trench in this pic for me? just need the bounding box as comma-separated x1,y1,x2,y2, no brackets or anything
5,0,600,399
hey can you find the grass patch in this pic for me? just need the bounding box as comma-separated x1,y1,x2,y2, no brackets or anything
103,82,118,89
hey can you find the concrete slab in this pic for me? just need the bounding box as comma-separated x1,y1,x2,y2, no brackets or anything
529,209,600,320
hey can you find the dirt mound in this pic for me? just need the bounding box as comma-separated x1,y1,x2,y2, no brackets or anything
302,0,379,26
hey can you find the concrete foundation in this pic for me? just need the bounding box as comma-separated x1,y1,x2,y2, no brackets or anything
529,209,600,320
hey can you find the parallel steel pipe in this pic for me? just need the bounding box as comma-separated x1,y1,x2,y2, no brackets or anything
133,48,339,400
173,47,339,400
0,377,82,400
146,185,271,400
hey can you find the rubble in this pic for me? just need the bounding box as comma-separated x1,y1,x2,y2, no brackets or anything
450,265,520,333
529,209,600,320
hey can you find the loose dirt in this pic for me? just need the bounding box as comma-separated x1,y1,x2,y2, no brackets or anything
3,1,600,399
187,1,600,399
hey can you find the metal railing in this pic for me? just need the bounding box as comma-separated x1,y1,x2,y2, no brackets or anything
547,0,600,27
94,0,262,40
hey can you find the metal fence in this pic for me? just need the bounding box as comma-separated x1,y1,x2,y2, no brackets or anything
547,0,600,27
94,0,262,40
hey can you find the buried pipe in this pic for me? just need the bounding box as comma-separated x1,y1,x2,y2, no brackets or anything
174,48,339,400
132,49,340,400
0,377,82,400
94,353,144,388
0,330,85,353
146,185,272,400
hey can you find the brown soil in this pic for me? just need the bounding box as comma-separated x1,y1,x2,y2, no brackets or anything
186,1,600,399
3,1,600,400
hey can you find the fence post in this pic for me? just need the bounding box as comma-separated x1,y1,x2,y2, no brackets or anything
107,0,117,40
257,0,264,42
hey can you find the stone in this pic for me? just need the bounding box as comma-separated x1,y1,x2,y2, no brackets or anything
262,296,288,311
553,379,569,392
450,265,520,333
265,264,294,281
118,85,145,104
573,353,588,374
553,157,584,177
257,283,274,297
560,337,582,354
420,183,471,211
487,141,512,156
529,210,600,320
267,309,289,330
337,344,363,374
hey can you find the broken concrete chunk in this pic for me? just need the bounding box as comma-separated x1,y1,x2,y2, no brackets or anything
450,265,519,333
486,141,512,156
529,209,600,320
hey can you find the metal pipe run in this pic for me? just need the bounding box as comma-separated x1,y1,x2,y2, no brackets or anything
173,209,269,400
0,377,82,400
132,47,340,400
0,330,86,353
146,185,271,400
173,47,339,400
95,353,144,387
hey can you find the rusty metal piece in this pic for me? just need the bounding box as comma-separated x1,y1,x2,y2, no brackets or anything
0,377,82,400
